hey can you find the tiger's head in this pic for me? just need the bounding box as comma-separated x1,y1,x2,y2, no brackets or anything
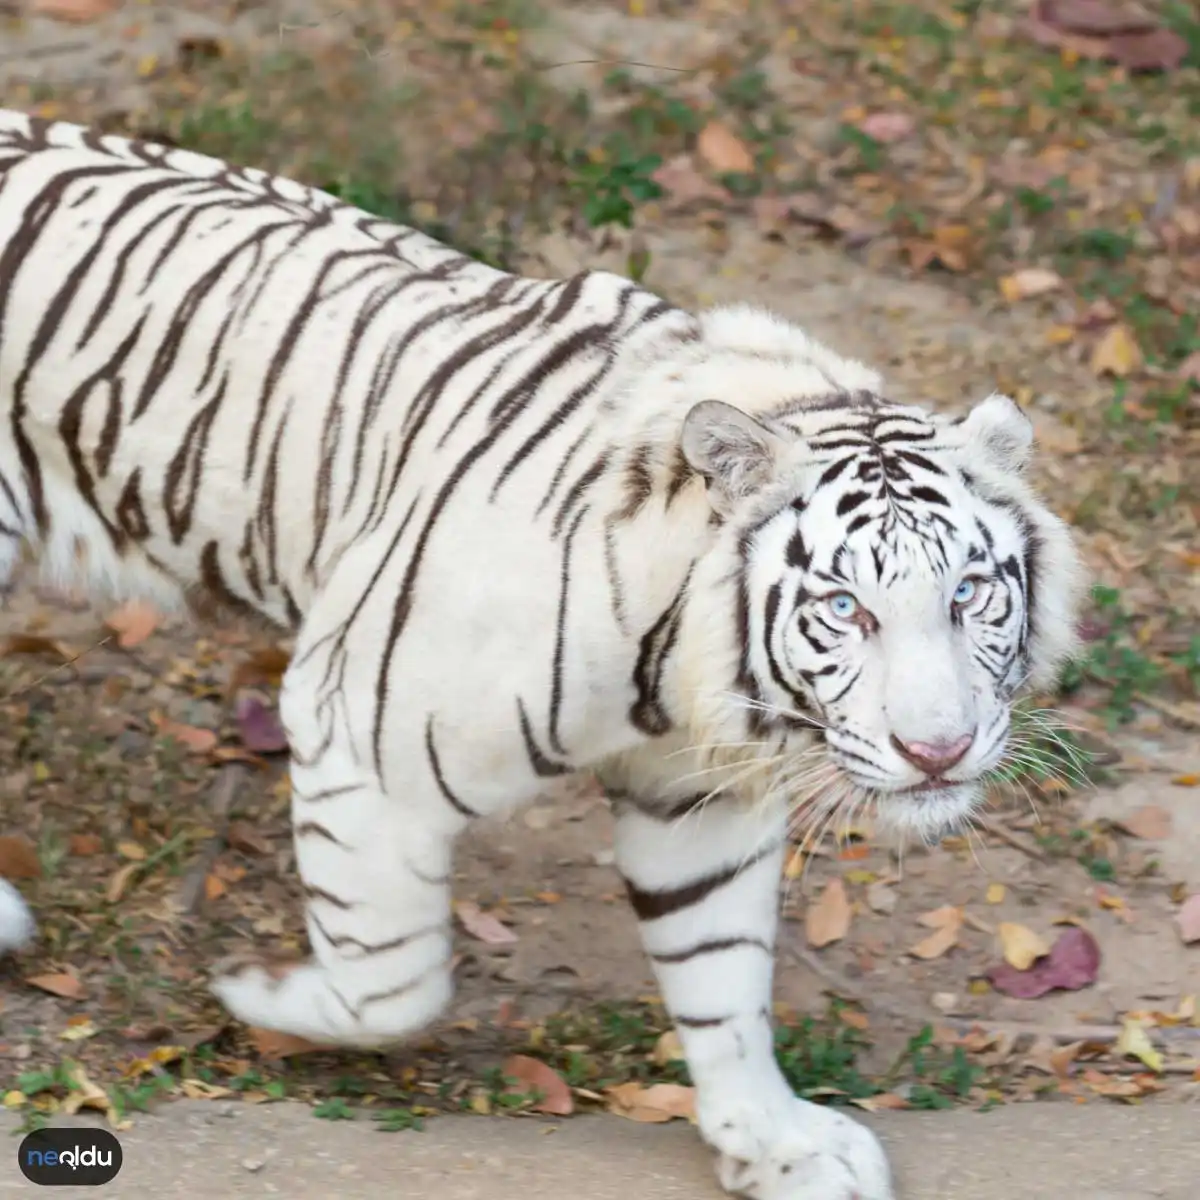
673,307,1085,841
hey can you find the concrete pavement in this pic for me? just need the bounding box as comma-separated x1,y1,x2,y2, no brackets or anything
1,1099,1196,1198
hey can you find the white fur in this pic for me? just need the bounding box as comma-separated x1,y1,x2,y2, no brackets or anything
0,110,1089,1200
0,879,34,953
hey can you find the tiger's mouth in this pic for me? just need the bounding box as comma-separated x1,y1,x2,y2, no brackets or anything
894,777,962,797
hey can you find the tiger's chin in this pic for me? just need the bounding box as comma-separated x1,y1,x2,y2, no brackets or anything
874,780,985,844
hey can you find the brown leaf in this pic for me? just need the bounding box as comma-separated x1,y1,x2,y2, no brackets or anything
0,634,71,661
696,121,755,175
605,1081,696,1124
68,833,103,857
0,835,42,881
247,1028,330,1060
226,821,272,856
104,599,159,649
1177,894,1200,944
150,714,218,755
998,267,1064,302
227,646,291,695
106,862,141,904
27,971,86,1000
454,899,518,945
910,905,963,959
1114,804,1172,840
502,1054,574,1115
204,873,227,902
1090,323,1143,377
1021,1,1187,70
998,922,1051,970
806,878,851,949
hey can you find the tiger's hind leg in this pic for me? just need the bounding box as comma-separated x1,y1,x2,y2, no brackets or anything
210,636,457,1048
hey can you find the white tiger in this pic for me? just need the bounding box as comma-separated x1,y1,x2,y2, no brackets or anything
0,110,1085,1198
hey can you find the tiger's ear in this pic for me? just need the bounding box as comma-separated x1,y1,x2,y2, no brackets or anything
958,392,1033,475
681,400,784,513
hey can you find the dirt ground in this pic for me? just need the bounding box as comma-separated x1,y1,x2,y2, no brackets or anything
0,0,1198,1129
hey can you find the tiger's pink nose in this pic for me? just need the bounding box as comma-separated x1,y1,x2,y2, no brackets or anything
890,732,974,777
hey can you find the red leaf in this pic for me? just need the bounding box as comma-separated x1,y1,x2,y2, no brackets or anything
986,926,1101,998
502,1055,574,1115
235,693,288,754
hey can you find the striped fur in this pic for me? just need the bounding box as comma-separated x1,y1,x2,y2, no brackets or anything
0,111,1086,1200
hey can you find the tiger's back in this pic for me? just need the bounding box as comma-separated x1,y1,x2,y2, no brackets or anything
0,111,684,639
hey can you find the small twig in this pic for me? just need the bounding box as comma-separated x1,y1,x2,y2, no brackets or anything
976,813,1047,862
2,634,113,698
1134,690,1200,731
175,764,248,915
939,1018,1200,1047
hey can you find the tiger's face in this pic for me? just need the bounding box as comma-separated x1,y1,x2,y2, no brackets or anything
682,390,1083,841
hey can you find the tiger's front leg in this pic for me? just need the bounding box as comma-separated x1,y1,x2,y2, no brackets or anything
210,638,458,1047
614,799,894,1200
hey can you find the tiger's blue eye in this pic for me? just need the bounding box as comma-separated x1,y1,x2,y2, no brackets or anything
953,578,978,606
828,592,859,620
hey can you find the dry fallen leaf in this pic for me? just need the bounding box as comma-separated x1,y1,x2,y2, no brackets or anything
653,1029,684,1066
0,835,42,880
909,905,963,960
651,154,729,207
605,1081,696,1124
1090,323,1143,377
998,267,1064,302
502,1055,574,1115
226,821,272,857
866,880,896,914
998,922,1051,971
1116,1018,1163,1073
27,971,86,1000
850,1092,910,1112
806,878,852,949
248,1028,330,1060
454,900,518,945
0,633,71,661
696,120,755,175
105,862,141,904
986,925,1101,998
1177,894,1200,944
857,111,915,143
150,715,218,755
104,599,159,648
1020,0,1188,71
227,645,292,694
31,0,121,21
235,692,289,754
1113,804,1172,840
68,833,103,857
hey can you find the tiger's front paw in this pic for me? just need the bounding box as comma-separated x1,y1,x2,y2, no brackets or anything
702,1094,893,1200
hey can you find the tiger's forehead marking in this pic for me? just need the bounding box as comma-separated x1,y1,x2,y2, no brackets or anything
774,395,971,581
